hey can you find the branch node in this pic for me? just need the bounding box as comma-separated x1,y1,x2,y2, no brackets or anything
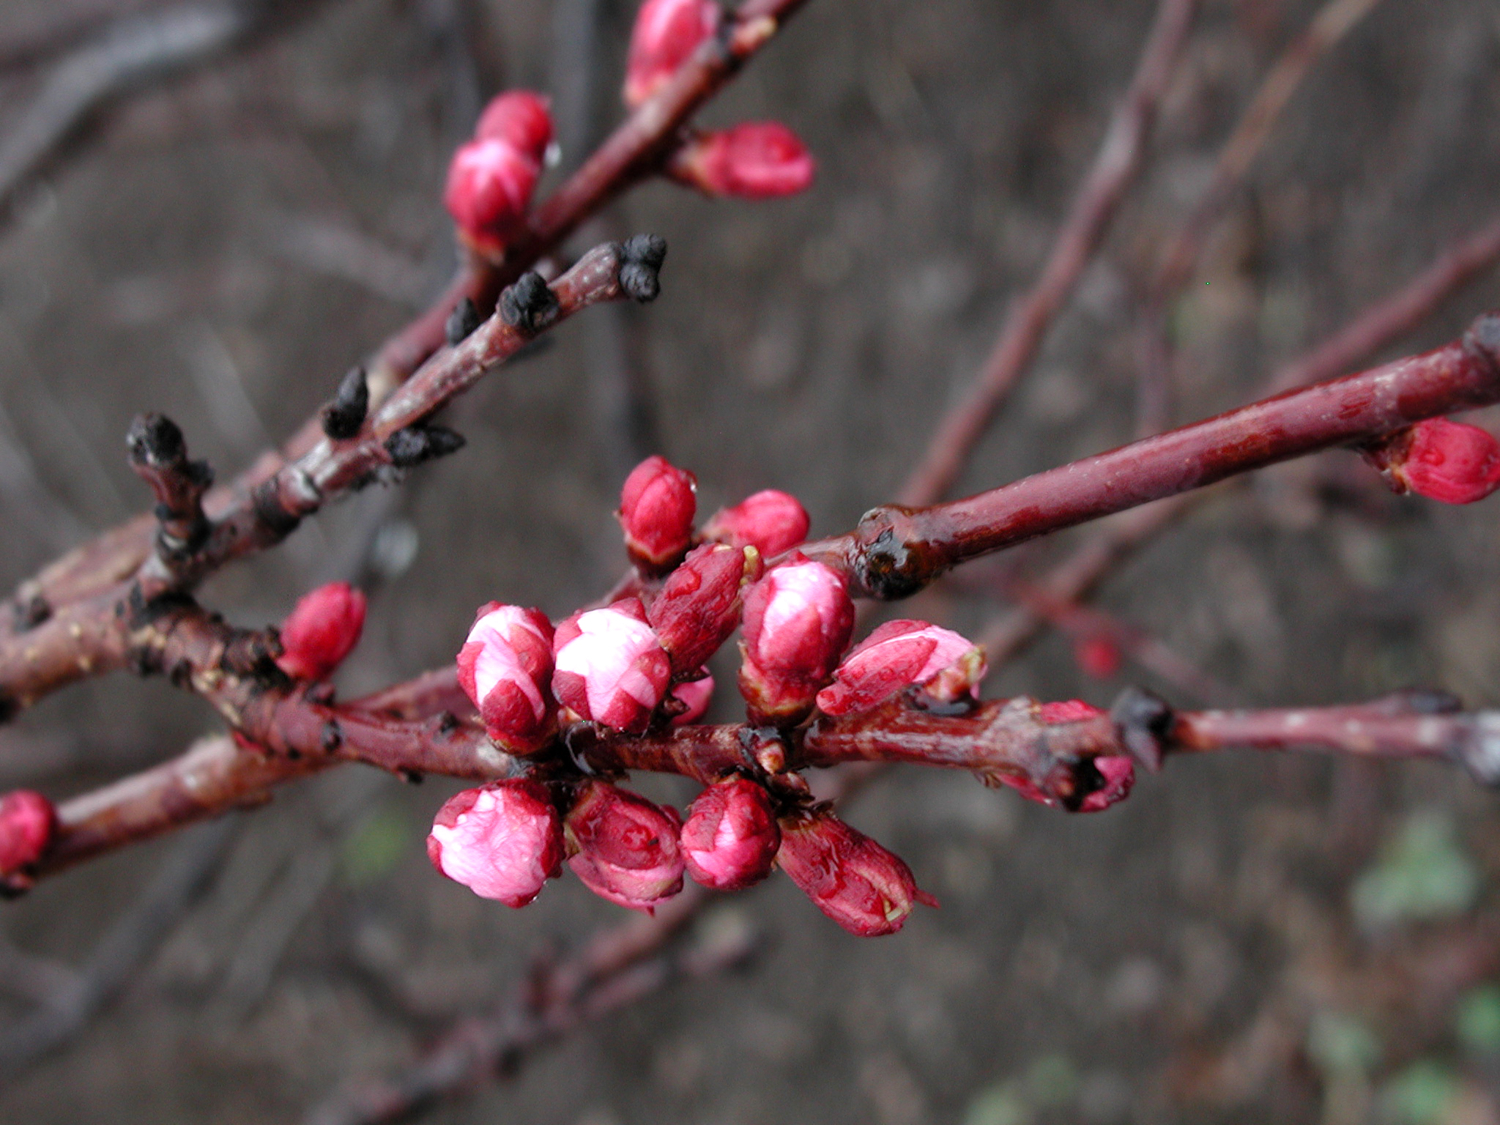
12,593,50,633
851,506,941,599
445,297,483,346
499,272,560,334
1463,311,1500,378
250,479,303,540
127,412,214,560
384,425,467,469
618,234,668,303
1110,685,1174,772
320,366,369,441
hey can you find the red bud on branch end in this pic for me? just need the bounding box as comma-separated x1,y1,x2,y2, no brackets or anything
276,582,367,682
777,810,934,936
427,780,564,907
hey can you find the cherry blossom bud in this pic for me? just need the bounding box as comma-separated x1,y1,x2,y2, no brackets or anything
669,672,714,725
444,138,541,256
623,0,719,107
457,603,556,754
993,700,1134,812
565,780,685,911
427,780,563,906
474,90,554,164
1390,418,1500,504
0,790,55,875
647,543,760,674
702,489,810,557
738,554,855,725
553,598,671,732
681,778,780,891
618,454,697,573
1074,636,1121,680
673,123,815,198
776,810,934,937
816,620,986,716
276,581,367,681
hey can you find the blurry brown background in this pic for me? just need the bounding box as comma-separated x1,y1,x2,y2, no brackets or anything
2,0,1500,1121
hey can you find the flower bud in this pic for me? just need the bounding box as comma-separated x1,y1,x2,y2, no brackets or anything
1073,636,1121,680
738,554,854,725
444,138,541,256
776,810,934,936
623,0,719,107
702,489,810,557
565,780,685,911
673,123,815,198
0,790,55,875
276,581,367,681
993,700,1134,812
474,90,554,164
457,603,557,754
669,672,714,725
1389,418,1500,504
619,455,697,573
552,598,671,732
427,780,564,906
647,543,760,674
816,619,985,716
681,778,779,890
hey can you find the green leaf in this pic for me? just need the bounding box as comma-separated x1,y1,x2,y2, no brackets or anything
1307,1010,1380,1076
1378,1060,1461,1125
1456,985,1500,1056
1351,812,1479,929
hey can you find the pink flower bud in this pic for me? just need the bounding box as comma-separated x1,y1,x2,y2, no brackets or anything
994,701,1134,812
427,780,564,907
815,619,986,716
681,778,779,890
673,123,815,198
456,603,557,754
776,811,934,936
623,0,719,107
619,455,697,572
1391,418,1500,504
444,138,541,256
565,780,685,911
474,90,554,164
552,598,671,732
276,581,367,681
1073,636,1121,680
702,489,810,557
0,790,55,875
647,543,760,674
669,672,714,725
738,554,854,725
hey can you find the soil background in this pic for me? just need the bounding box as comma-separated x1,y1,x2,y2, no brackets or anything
1,0,1500,1122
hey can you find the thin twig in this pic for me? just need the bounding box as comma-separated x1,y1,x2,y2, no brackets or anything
898,0,1201,507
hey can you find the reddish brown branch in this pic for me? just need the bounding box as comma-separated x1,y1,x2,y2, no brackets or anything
807,313,1500,599
897,0,1201,507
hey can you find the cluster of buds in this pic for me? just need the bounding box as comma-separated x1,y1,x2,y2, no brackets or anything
624,0,815,199
444,90,554,258
1367,417,1500,505
431,451,1132,933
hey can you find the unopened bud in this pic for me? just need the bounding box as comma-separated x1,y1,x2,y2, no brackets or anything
565,780,685,911
1073,636,1121,680
681,778,779,890
994,700,1135,812
552,598,671,733
777,810,934,936
669,672,715,725
276,582,367,681
0,790,56,875
619,454,697,573
648,543,760,674
738,554,854,725
444,138,541,257
673,123,815,198
702,489,810,557
427,780,564,907
623,0,720,107
816,619,985,716
474,90,554,164
1386,418,1500,504
456,603,557,754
